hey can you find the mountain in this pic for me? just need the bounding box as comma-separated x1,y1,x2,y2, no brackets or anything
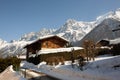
20,19,95,43
20,28,56,41
77,18,120,46
0,8,120,57
0,40,33,58
0,39,7,47
53,19,95,42
77,8,120,46
19,9,120,43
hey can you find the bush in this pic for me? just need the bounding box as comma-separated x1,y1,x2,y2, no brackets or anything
0,57,21,73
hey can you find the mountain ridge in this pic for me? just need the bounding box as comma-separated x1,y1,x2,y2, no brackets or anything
77,18,120,46
19,8,120,43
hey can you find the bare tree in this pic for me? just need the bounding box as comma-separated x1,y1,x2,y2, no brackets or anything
83,40,96,61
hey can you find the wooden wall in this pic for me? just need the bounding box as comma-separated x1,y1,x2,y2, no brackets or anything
41,37,67,49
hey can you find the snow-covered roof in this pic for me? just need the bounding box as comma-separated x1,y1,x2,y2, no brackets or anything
39,47,83,54
24,35,69,47
39,35,68,42
30,47,83,57
110,38,120,45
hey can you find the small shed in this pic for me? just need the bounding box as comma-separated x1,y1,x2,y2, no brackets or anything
96,39,110,46
109,38,120,55
97,38,120,55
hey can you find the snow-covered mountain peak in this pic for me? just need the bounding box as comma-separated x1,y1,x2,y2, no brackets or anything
0,38,6,42
0,39,7,46
62,19,77,32
115,8,120,19
20,28,56,41
96,9,120,23
96,11,116,26
66,19,76,24
58,19,94,33
20,32,37,41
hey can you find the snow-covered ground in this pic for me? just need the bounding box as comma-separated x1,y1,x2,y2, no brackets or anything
0,65,26,80
21,55,120,80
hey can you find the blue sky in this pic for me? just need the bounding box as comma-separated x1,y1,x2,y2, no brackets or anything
0,0,120,42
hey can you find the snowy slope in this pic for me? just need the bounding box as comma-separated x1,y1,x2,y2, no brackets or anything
0,65,26,80
21,55,120,80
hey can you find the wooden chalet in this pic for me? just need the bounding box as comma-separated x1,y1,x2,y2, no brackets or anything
97,38,120,55
24,35,69,60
